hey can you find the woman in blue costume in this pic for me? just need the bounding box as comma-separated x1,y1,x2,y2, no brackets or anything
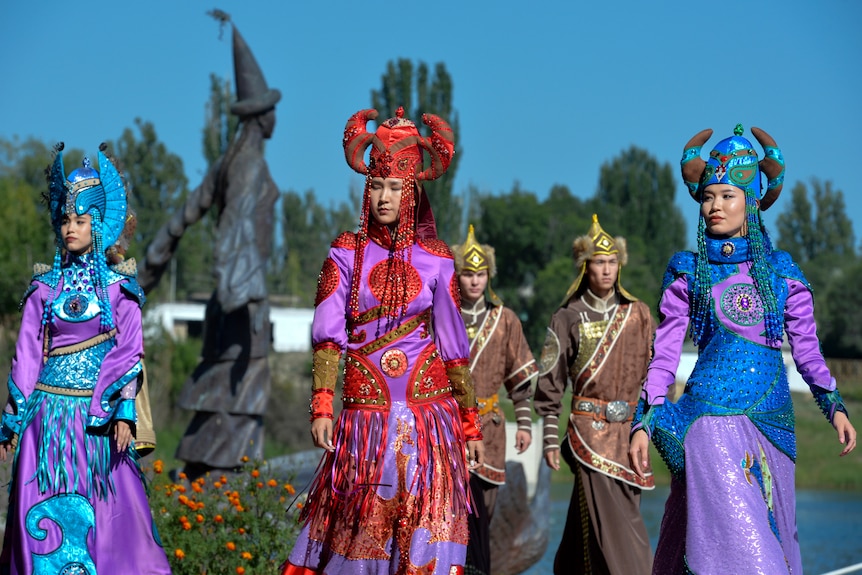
0,144,171,574
629,125,856,574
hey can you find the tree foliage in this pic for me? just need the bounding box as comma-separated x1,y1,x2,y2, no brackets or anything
775,179,860,357
371,59,462,243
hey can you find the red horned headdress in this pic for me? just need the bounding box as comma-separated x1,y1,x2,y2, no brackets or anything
342,106,456,323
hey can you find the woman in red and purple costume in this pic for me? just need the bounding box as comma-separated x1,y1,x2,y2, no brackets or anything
282,107,484,575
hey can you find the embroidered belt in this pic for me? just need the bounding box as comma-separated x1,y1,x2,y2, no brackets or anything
47,328,117,357
34,383,93,397
356,310,431,355
477,393,500,417
572,395,636,423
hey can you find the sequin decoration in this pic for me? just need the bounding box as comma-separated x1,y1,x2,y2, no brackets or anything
720,283,764,326
418,237,454,259
449,273,461,311
380,348,408,377
368,259,421,307
314,258,339,307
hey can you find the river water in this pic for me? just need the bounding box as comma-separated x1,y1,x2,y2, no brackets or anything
521,484,862,574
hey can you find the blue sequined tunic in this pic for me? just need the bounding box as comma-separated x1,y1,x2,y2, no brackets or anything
632,236,847,574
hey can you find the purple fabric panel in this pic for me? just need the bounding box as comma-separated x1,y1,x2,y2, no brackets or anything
784,278,834,390
8,282,48,402
644,276,689,405
88,283,142,422
677,416,800,575
428,251,469,363
3,403,170,574
311,247,351,351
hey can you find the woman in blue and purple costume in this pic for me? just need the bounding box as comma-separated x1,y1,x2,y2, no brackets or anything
282,107,484,575
0,144,171,574
629,125,856,574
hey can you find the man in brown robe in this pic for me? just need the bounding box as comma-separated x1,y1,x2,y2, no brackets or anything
452,225,538,575
534,214,655,575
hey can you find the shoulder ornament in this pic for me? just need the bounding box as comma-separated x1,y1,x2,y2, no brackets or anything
662,251,696,292
331,232,358,250
538,327,561,376
418,237,453,259
315,257,340,307
768,250,811,290
120,277,147,308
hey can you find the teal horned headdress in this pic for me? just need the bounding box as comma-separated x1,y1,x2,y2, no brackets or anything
44,142,131,331
678,125,786,345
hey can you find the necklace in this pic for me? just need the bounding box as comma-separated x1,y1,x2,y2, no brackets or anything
462,298,486,340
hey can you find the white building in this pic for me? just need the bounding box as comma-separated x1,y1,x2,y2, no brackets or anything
144,302,315,353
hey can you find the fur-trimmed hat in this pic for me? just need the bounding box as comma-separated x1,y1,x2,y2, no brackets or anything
452,224,502,305
561,214,635,306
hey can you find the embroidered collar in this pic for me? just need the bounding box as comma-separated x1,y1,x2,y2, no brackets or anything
582,287,618,314
705,235,750,263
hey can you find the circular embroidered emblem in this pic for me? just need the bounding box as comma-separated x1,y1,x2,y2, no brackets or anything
369,259,421,306
62,294,89,318
721,241,735,257
720,283,764,326
61,564,90,575
380,349,408,377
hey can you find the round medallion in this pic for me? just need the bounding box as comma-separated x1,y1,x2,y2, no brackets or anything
62,294,89,318
721,241,735,257
369,259,421,307
720,283,764,326
380,349,408,378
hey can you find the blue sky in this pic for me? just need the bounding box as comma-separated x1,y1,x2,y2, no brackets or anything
3,1,861,249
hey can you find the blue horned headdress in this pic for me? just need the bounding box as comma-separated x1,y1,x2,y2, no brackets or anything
44,142,129,331
679,125,787,346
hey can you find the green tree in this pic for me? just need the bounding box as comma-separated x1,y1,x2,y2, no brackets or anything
775,179,859,357
592,146,686,305
371,59,462,243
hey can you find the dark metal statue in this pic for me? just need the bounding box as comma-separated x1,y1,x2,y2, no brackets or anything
138,11,280,477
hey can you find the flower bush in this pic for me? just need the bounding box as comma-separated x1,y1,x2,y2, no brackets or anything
145,456,303,574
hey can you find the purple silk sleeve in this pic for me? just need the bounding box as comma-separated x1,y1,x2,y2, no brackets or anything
6,282,47,413
88,283,144,423
784,278,835,391
430,255,470,364
643,276,690,405
310,247,351,352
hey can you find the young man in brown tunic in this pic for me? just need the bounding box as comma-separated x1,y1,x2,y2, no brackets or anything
534,214,655,575
452,225,538,575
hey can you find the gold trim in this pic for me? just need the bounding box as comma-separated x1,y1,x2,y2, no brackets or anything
35,383,93,397
49,329,117,357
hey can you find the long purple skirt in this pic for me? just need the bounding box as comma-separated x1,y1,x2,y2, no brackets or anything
653,415,801,575
0,391,170,575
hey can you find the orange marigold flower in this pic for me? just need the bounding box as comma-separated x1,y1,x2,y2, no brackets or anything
192,484,203,493
279,496,286,504
235,504,245,512
174,549,185,559
232,491,240,499
214,481,222,489
179,516,188,524
196,514,204,523
196,502,205,510
178,495,189,504
238,528,246,534
256,482,264,488
182,522,192,531
226,541,236,551
241,551,252,560
220,475,228,484
236,568,245,575
267,479,278,487
176,485,187,493
250,469,260,478
241,456,249,463
153,460,164,474
214,514,224,523
284,484,296,495
178,472,188,480
296,502,304,509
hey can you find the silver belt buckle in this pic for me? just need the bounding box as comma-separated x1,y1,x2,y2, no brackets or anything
576,400,597,414
605,400,630,423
